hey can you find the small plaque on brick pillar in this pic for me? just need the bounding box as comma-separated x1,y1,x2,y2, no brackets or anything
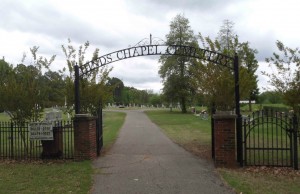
213,112,238,168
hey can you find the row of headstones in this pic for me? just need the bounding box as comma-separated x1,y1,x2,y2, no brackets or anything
106,103,181,109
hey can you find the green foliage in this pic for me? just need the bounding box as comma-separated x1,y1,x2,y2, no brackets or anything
194,20,259,111
0,59,13,113
159,14,198,113
61,39,114,115
105,79,162,107
191,57,235,110
0,47,57,123
118,87,150,106
257,91,283,104
107,77,124,105
149,94,162,106
42,70,66,107
263,40,300,111
80,67,113,115
22,46,56,71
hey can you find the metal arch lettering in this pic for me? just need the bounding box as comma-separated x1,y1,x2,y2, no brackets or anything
80,45,234,76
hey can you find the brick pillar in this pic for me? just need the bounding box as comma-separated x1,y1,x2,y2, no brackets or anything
73,114,97,160
213,112,238,168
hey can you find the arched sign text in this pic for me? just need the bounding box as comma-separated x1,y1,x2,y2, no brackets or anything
80,45,234,76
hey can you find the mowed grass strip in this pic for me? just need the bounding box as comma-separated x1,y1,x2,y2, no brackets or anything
146,110,211,143
103,111,126,149
0,111,126,194
145,110,212,159
145,110,300,194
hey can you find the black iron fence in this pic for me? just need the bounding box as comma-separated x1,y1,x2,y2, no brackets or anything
243,109,298,169
0,120,74,160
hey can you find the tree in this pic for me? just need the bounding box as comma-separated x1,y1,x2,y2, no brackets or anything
121,87,149,106
193,20,259,111
191,52,235,110
218,20,259,111
159,14,198,113
0,59,14,112
263,40,300,111
0,48,56,123
43,70,66,107
0,53,57,157
107,77,124,105
217,19,236,52
238,42,259,111
149,94,162,107
62,39,113,115
257,91,283,104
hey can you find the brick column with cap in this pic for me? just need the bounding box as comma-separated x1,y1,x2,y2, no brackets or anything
73,114,97,160
213,112,238,168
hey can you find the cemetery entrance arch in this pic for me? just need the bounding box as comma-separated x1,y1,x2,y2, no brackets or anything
73,35,243,165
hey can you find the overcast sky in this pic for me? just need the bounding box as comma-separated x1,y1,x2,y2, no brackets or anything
1,0,299,93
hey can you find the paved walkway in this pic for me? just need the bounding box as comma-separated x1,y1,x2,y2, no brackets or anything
91,110,234,194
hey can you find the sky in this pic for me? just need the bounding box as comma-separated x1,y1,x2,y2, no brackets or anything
1,0,300,93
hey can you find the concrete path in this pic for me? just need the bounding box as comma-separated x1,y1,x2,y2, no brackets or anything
92,110,234,194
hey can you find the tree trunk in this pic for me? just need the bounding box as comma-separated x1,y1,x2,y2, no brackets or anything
248,99,252,112
181,96,187,113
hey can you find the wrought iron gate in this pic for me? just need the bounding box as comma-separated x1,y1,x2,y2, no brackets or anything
243,109,298,169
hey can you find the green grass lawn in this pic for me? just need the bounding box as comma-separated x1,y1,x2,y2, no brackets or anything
240,103,291,116
103,111,126,149
0,160,92,194
146,110,211,143
146,110,212,159
0,112,10,121
219,167,300,194
0,111,126,194
146,109,300,194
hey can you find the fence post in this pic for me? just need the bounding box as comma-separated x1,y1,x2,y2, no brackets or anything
74,64,80,114
96,102,103,156
293,114,298,170
234,54,243,166
213,111,238,168
10,122,14,159
73,114,97,160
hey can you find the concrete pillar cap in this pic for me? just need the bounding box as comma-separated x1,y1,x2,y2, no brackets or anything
213,111,237,119
75,114,91,117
